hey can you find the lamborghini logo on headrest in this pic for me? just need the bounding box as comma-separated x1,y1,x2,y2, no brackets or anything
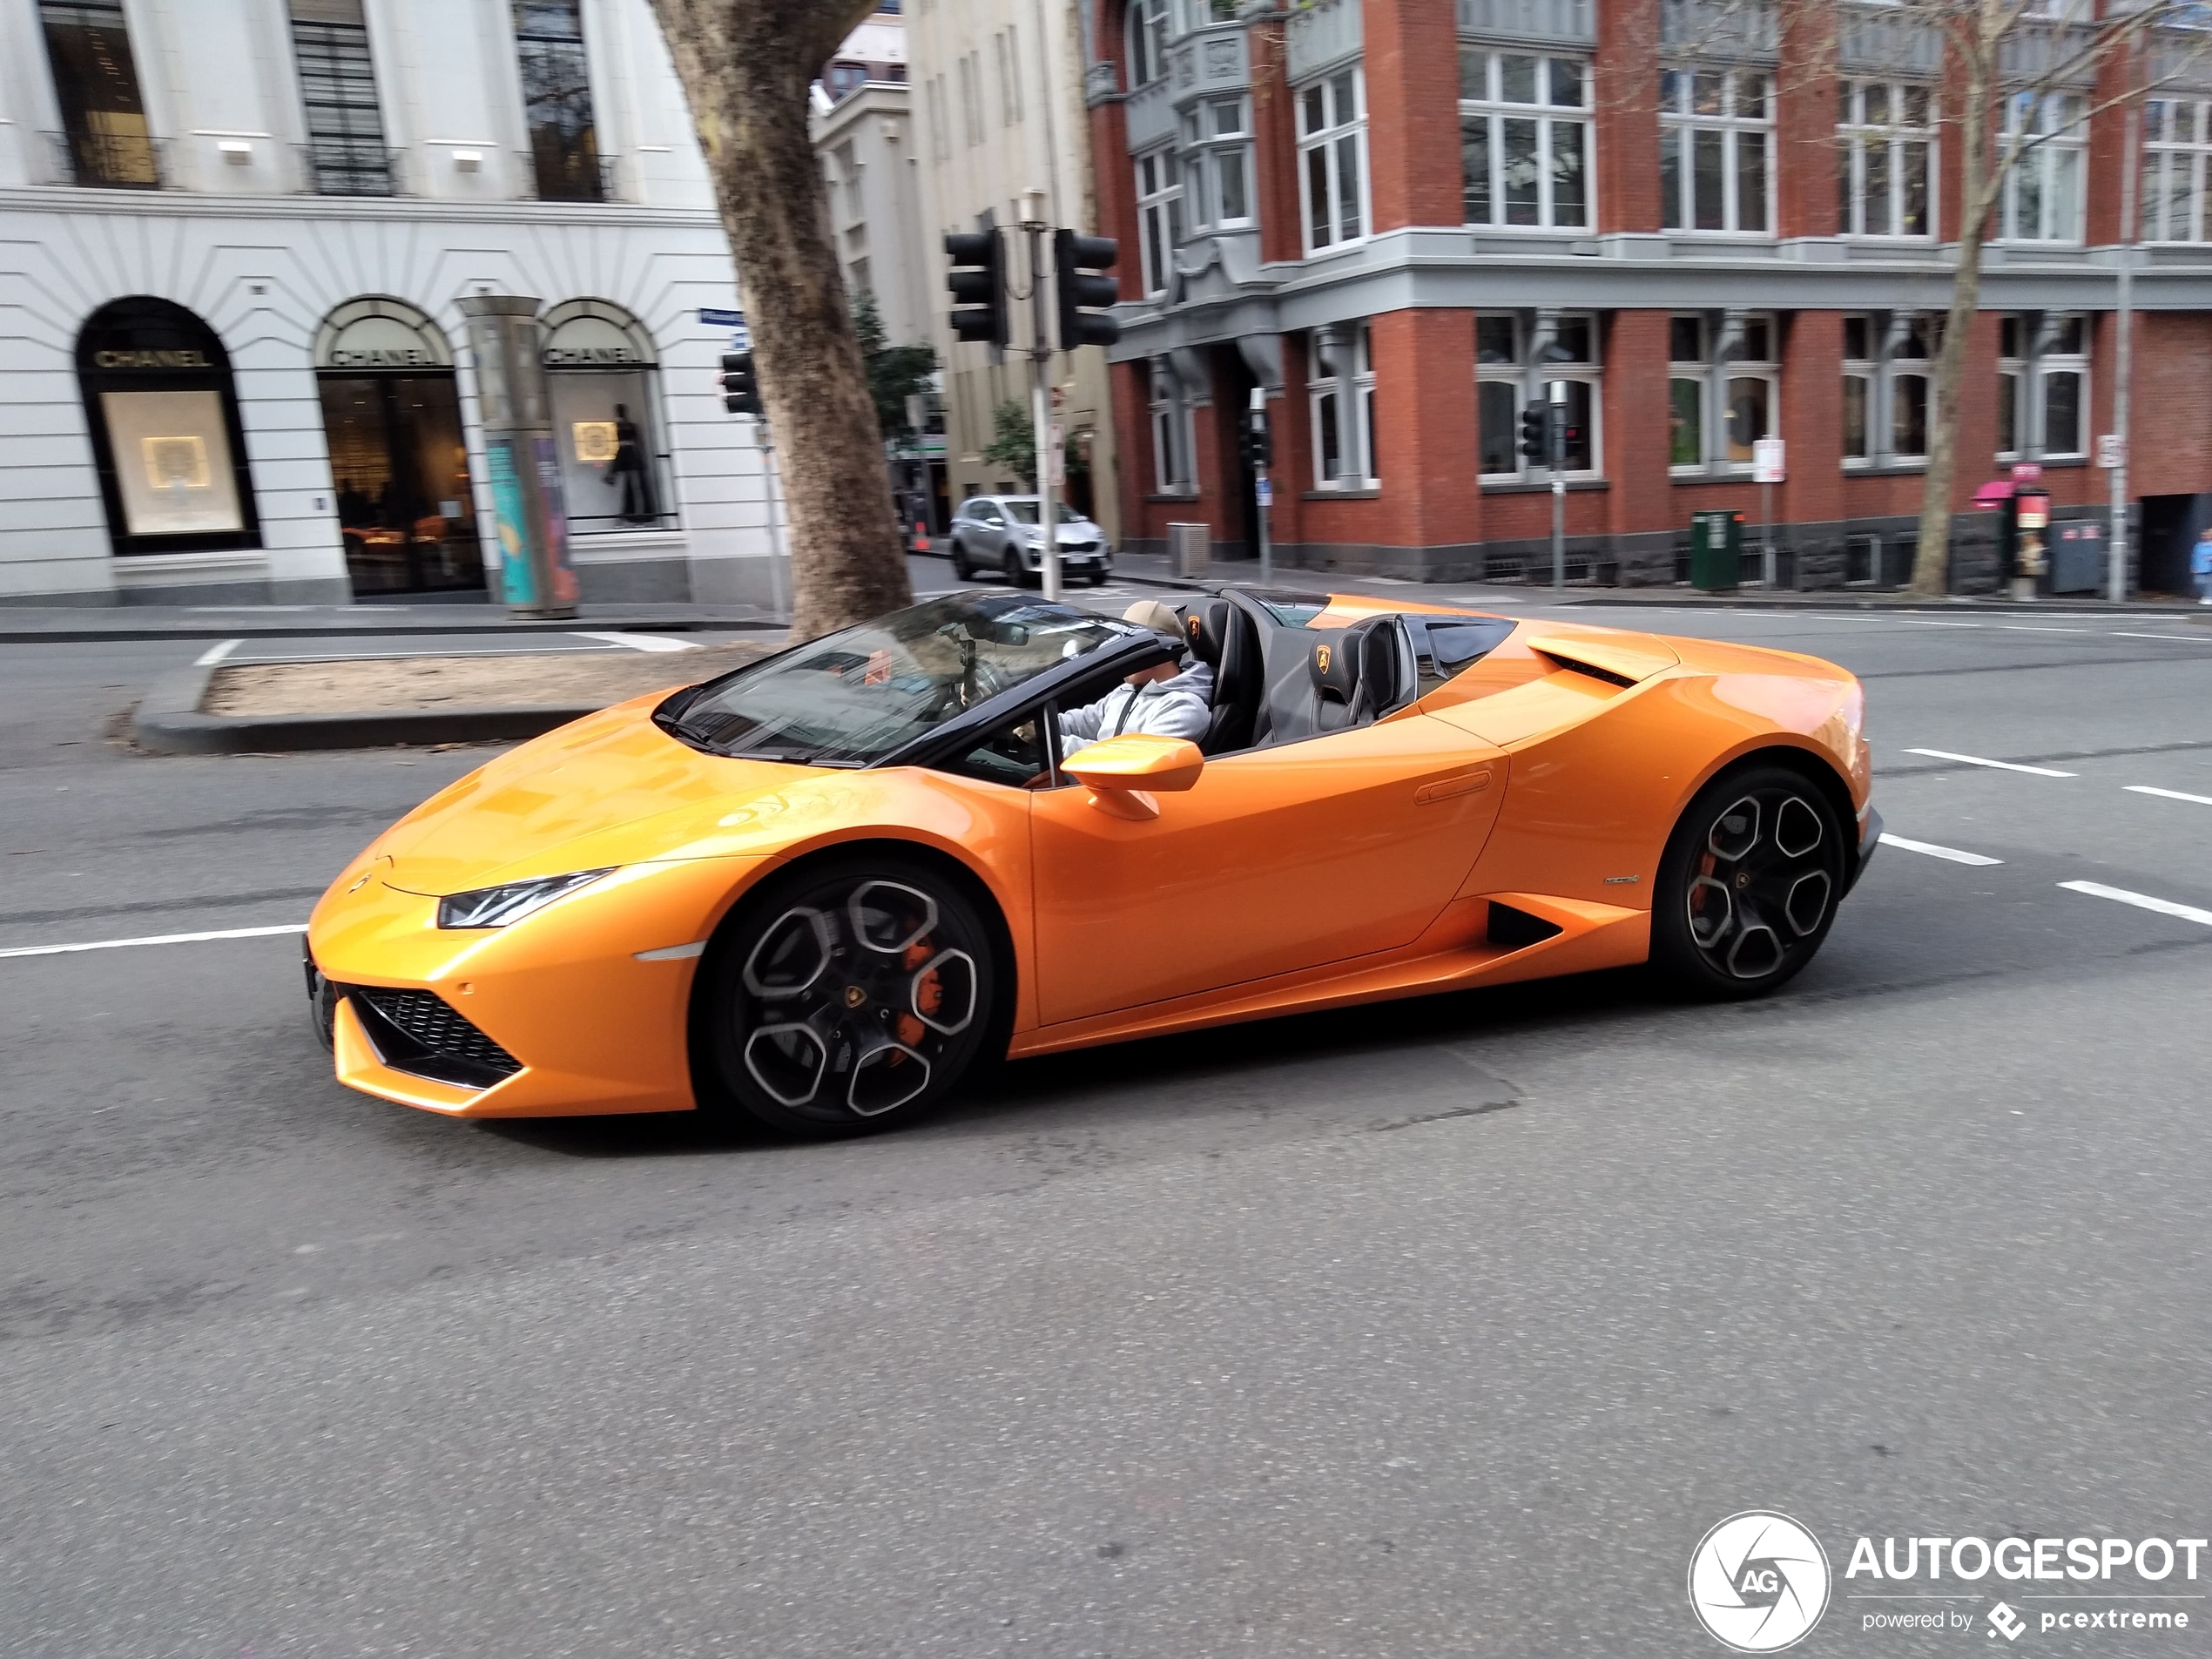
1187,615,1201,637
1316,644,1332,673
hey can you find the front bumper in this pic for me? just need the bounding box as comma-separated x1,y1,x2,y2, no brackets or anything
1850,805,1883,893
305,855,770,1116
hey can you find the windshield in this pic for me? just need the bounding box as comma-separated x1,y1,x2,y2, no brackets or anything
1001,501,1083,525
664,594,1125,765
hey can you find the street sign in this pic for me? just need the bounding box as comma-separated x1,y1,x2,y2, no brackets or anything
2010,461,2043,482
1255,476,1272,507
1046,421,1065,489
2096,433,2126,469
1751,436,1785,484
698,307,745,327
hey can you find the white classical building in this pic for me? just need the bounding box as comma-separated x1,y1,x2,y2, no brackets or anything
0,0,780,606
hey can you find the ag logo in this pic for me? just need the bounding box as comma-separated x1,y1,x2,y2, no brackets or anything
1316,644,1332,674
1688,1512,1831,1652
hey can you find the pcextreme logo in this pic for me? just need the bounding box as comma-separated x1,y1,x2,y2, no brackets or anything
1689,1511,1833,1652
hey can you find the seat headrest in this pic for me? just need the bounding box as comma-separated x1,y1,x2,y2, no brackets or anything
1185,601,1230,668
1307,628,1359,702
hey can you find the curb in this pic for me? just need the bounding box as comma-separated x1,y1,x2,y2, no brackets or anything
132,662,597,755
7,615,785,646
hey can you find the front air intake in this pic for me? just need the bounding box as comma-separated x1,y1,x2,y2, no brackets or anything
346,986,522,1090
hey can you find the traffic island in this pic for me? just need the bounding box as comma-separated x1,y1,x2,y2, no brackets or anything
132,640,776,755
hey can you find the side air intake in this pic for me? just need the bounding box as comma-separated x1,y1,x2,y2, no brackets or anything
1487,901,1565,950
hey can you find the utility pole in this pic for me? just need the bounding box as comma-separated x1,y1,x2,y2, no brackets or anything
1248,387,1273,586
760,421,788,622
2110,97,2139,604
1548,379,1567,592
1022,187,1061,603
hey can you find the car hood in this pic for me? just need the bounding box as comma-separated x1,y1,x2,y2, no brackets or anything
364,694,839,894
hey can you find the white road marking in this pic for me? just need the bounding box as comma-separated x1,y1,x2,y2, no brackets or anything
1903,748,2076,777
2000,624,2094,633
1878,833,2004,867
572,631,701,653
193,637,242,667
0,923,307,960
2126,785,2212,806
2110,631,2212,644
1897,619,1983,628
2058,881,2212,927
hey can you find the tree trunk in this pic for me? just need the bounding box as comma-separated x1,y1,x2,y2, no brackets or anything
1912,31,1996,597
648,0,912,638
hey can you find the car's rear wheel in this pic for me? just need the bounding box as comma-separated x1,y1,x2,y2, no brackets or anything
1651,764,1845,1000
699,855,1001,1136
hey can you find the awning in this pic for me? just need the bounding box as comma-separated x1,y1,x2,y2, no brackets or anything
1971,479,2016,509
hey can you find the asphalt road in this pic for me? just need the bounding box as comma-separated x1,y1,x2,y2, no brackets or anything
3,601,2210,1656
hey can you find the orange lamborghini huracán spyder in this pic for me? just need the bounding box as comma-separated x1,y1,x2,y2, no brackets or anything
307,587,1877,1136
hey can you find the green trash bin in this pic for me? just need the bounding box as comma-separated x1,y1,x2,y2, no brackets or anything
1689,509,1744,592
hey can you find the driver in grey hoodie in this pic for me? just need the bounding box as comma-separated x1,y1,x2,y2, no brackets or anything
1058,600,1215,753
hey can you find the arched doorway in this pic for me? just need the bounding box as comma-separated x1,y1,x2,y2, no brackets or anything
314,297,482,595
539,300,672,536
77,297,260,556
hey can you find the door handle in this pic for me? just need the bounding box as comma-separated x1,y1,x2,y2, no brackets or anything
1415,765,1493,806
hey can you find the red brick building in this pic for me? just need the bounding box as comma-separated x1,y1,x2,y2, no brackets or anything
1080,0,2212,594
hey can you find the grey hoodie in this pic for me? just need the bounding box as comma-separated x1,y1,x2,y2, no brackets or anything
1058,659,1216,749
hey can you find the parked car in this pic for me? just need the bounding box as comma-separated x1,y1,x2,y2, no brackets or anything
947,496,1111,587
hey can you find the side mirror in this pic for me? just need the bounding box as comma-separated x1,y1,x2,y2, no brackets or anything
1061,733,1204,820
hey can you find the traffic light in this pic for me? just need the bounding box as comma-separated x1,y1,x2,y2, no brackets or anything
1053,230,1122,350
1519,402,1551,464
719,351,761,416
1552,408,1578,469
944,229,1008,347
1240,408,1271,470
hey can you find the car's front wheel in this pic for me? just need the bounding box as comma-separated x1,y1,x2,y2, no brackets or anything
698,855,1001,1136
949,538,970,580
1001,546,1032,589
1651,764,1846,1000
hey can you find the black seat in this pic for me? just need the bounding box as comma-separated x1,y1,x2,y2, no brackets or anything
1186,599,1263,754
1307,616,1405,732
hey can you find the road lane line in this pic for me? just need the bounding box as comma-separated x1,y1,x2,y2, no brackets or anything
1896,619,1983,627
193,638,242,667
0,923,307,960
2110,631,2212,644
2000,624,2094,633
2058,881,2212,927
1903,748,2077,777
571,631,701,653
1878,833,2004,867
2126,785,2212,806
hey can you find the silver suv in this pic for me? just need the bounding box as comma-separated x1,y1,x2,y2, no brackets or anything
947,496,1111,587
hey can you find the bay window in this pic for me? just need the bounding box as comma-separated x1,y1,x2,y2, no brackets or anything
1127,0,1167,88
1458,48,1591,230
1135,148,1183,298
1185,97,1252,230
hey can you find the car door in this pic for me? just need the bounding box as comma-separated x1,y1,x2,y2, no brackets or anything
973,501,1008,566
1027,712,1510,1026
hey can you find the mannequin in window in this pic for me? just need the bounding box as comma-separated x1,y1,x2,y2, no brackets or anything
604,402,657,523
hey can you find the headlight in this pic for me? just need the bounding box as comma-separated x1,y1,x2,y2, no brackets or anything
436,869,613,929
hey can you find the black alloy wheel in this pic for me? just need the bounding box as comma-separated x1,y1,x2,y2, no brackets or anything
1002,546,1035,590
1652,764,1846,999
949,538,971,580
1087,566,1109,587
701,856,1000,1136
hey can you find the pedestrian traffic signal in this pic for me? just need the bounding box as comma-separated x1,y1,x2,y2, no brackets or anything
944,229,1008,347
1519,402,1551,463
1552,411,1579,469
720,351,761,417
1053,230,1121,350
1241,409,1271,470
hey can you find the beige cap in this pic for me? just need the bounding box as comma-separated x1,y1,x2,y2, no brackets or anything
1123,598,1185,641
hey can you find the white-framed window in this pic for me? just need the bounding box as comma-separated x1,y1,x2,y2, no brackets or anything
1457,48,1591,230
1127,0,1168,88
1181,0,1237,27
2000,91,2085,243
1308,323,1379,489
2143,96,2210,245
1660,69,1772,233
1669,313,1777,473
1888,313,1936,461
1842,313,1873,464
1184,96,1252,230
1150,359,1192,492
1476,311,1601,481
1297,67,1367,253
1135,147,1184,297
1838,80,1934,238
1998,313,2087,460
